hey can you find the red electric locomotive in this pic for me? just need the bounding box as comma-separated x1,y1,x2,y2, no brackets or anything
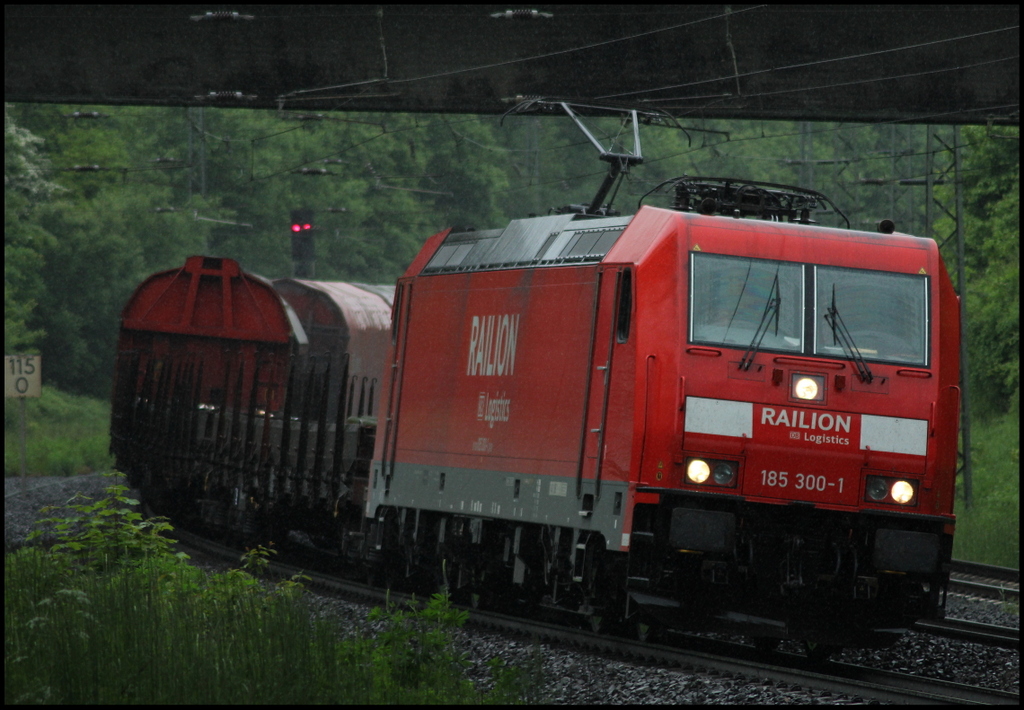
368,177,960,651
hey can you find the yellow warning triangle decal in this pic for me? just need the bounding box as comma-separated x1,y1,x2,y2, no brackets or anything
918,267,927,274
693,244,701,251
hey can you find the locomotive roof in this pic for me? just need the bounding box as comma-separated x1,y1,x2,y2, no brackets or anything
419,207,936,277
423,213,632,275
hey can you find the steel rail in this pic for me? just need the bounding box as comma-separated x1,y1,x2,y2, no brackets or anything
949,560,1020,602
950,559,1020,584
914,617,1019,650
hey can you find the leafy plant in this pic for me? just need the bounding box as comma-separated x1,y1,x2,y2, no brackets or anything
363,591,530,703
27,473,186,571
366,592,472,697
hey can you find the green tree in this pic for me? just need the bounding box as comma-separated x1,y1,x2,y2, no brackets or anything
5,105,62,352
7,101,1016,406
7,105,210,396
950,126,1019,417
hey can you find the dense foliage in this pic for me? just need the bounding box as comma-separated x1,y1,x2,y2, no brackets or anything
4,104,1018,416
937,126,1019,418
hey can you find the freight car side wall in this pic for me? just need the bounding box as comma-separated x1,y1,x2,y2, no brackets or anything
113,256,299,420
272,279,395,421
369,264,637,546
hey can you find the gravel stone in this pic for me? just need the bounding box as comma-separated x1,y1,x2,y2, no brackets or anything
5,473,128,552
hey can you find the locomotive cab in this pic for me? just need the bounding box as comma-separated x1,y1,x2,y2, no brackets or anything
620,205,959,647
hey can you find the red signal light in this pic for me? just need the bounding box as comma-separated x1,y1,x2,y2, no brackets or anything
290,209,314,235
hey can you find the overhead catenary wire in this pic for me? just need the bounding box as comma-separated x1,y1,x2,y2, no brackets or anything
276,5,769,103
597,24,1019,102
38,97,1018,201
27,93,1015,228
440,104,1018,199
270,8,1015,127
643,56,1020,113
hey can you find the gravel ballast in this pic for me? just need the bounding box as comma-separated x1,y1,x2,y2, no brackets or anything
7,475,1019,703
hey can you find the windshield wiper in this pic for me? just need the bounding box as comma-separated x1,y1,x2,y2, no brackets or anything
739,274,780,371
824,285,874,383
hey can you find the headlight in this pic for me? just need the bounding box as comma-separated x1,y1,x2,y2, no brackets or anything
890,480,915,504
866,477,888,501
791,373,825,402
864,474,918,506
686,459,711,484
713,462,735,485
684,457,739,488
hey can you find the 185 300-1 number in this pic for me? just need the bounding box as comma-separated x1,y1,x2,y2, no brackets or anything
761,469,843,493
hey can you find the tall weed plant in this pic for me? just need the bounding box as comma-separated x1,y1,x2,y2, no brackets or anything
4,386,114,476
5,476,531,704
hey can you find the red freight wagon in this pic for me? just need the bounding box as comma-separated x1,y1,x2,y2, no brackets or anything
111,256,305,514
370,193,960,649
112,255,301,433
112,256,395,540
272,279,395,421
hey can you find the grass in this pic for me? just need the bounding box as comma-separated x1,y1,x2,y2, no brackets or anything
4,479,533,704
4,387,114,477
952,409,1020,569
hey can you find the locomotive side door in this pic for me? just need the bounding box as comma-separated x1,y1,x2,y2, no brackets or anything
576,265,626,505
380,278,413,495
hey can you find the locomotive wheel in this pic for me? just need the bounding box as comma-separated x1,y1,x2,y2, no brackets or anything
468,580,507,612
588,614,625,636
585,606,627,635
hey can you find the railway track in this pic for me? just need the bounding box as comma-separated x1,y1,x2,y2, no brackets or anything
170,525,1019,705
949,559,1020,602
914,617,1019,650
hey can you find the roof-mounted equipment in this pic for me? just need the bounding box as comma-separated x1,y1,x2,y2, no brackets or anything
640,176,850,229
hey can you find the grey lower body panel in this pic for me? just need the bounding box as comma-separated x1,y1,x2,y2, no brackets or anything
368,459,629,549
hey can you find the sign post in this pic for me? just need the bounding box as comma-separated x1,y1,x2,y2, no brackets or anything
5,355,42,487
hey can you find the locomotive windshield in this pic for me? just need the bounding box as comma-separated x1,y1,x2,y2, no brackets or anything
691,254,804,353
690,253,929,366
814,266,928,366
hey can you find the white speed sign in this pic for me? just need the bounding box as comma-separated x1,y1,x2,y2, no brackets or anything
6,355,41,398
